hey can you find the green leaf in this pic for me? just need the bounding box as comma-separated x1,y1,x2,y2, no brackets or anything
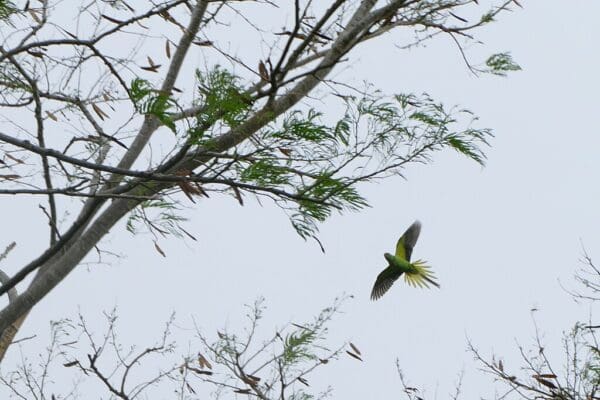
283,328,317,363
485,52,521,76
272,109,333,143
195,66,252,132
241,159,291,186
0,0,16,20
127,200,187,237
129,78,177,133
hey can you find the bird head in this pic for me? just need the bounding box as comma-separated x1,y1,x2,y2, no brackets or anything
383,252,395,264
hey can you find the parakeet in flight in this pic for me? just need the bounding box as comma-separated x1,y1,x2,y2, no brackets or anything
370,220,440,300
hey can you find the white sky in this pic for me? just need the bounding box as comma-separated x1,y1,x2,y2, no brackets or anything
1,1,600,399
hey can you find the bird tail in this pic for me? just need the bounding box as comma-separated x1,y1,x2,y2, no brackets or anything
403,259,440,289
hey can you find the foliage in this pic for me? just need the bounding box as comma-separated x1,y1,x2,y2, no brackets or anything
0,0,522,365
125,199,189,239
0,298,357,399
0,1,15,20
229,91,493,240
130,78,177,133
194,66,253,133
485,53,522,76
470,252,600,400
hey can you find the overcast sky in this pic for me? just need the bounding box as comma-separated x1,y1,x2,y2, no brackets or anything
1,1,600,399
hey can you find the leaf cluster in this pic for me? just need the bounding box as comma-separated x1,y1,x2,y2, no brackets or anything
485,52,522,77
194,66,253,134
0,0,15,20
223,90,492,241
126,199,187,239
130,78,177,132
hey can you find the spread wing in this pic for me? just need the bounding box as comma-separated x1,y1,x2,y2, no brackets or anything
370,266,402,300
395,220,421,262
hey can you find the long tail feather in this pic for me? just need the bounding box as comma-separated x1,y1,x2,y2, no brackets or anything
403,259,440,289
423,275,440,289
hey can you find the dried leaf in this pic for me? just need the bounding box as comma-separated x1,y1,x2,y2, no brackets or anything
46,111,58,121
258,60,269,81
297,377,309,386
533,376,557,389
165,40,171,59
186,382,196,394
278,147,292,157
179,226,197,241
242,375,260,385
498,359,504,372
349,342,362,356
63,360,78,367
62,29,78,39
101,14,123,24
449,12,468,23
513,0,522,7
319,358,329,364
178,182,197,203
27,50,45,59
198,353,212,369
232,186,244,206
193,182,209,197
346,350,363,362
188,367,213,375
5,153,25,164
141,63,161,72
275,31,308,40
193,40,213,47
142,56,161,72
234,389,252,394
0,174,21,180
120,1,134,12
153,241,166,257
91,103,108,121
534,374,558,379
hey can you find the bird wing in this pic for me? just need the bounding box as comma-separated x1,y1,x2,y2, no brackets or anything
395,220,421,262
370,265,402,300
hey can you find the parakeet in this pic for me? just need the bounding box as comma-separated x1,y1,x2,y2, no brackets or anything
370,220,440,300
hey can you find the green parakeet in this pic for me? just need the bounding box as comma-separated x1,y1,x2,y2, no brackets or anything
370,220,440,300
